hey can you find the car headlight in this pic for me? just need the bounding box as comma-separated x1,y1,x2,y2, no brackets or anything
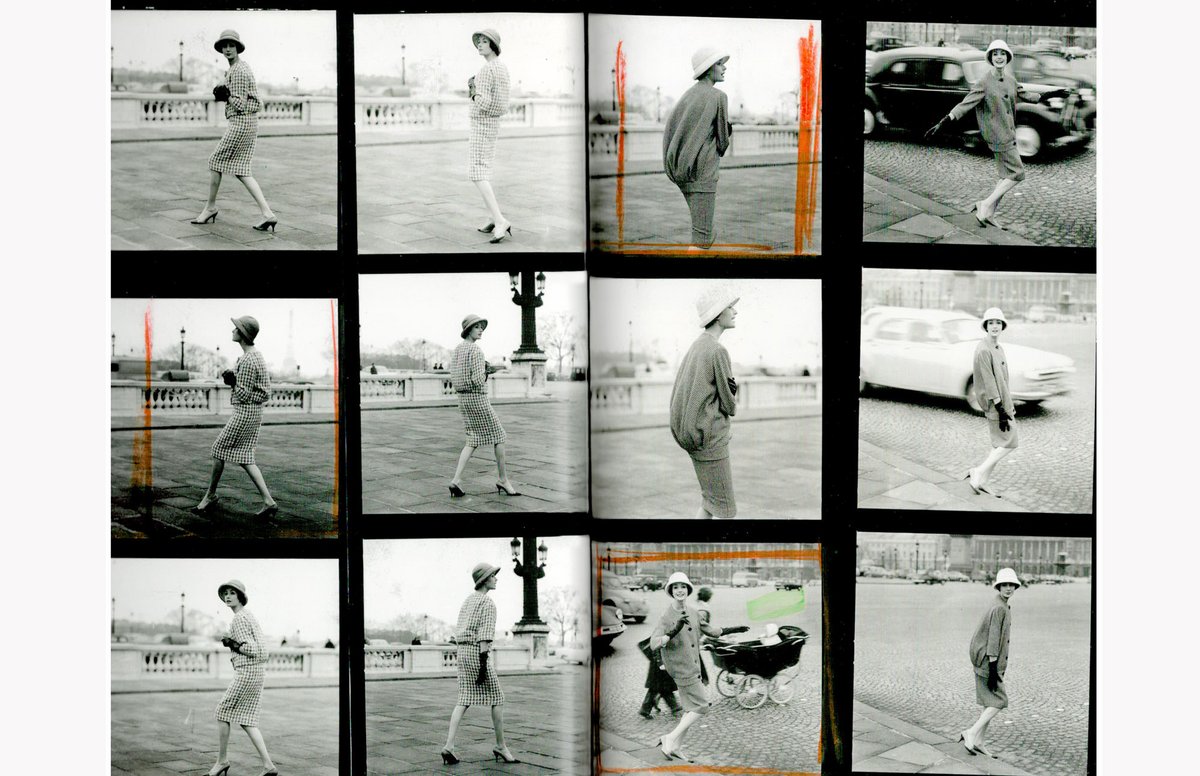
614,608,623,621
1046,96,1065,109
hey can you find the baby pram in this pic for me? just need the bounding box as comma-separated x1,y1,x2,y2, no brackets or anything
705,625,808,709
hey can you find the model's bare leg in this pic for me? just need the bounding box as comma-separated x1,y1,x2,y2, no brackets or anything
444,704,468,750
971,447,1014,490
474,180,508,232
207,720,231,775
241,725,275,771
196,458,226,509
491,705,513,755
981,178,1019,220
240,463,276,507
452,445,477,486
194,171,222,221
235,175,275,220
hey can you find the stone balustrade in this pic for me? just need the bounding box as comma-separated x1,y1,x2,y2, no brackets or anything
111,644,338,679
589,123,821,162
356,97,584,131
360,372,530,404
591,375,821,416
364,644,531,675
111,381,335,417
112,93,337,129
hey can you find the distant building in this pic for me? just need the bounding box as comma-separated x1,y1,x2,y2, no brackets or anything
599,542,821,584
862,269,1096,318
858,533,1092,577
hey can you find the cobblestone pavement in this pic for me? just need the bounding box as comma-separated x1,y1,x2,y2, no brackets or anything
598,585,822,773
590,158,823,255
863,173,1036,247
864,137,1095,247
356,131,586,253
366,668,590,775
112,685,339,776
111,418,339,539
592,416,822,519
854,581,1092,776
112,135,338,250
361,394,588,514
859,322,1095,514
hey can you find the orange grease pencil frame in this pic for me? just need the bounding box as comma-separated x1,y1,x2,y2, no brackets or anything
592,546,823,776
595,24,821,257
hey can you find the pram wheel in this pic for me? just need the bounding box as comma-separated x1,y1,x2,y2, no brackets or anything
716,669,741,698
736,674,769,709
768,675,795,704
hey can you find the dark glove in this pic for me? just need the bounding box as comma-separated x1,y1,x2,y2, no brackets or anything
222,369,236,387
720,625,750,636
476,651,489,684
213,84,231,102
668,612,690,637
924,116,949,140
996,405,1011,433
221,636,236,649
987,661,1001,692
727,377,738,396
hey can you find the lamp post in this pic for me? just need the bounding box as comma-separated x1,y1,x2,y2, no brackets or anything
656,86,661,122
179,327,187,370
605,546,612,570
111,46,114,86
944,549,949,571
510,536,550,658
915,541,920,572
423,614,428,641
215,346,221,378
111,333,116,358
628,320,633,364
179,593,186,633
179,41,184,82
112,597,116,636
401,44,406,85
509,270,548,387
611,67,617,112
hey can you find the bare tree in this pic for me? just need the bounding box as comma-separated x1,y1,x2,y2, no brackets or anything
539,586,585,647
537,312,582,376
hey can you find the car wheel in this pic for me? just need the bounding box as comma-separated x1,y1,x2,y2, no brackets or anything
864,107,876,136
1015,124,1042,158
964,378,984,414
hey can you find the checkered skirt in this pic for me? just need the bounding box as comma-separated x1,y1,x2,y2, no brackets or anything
209,115,258,177
457,391,506,446
468,115,500,181
456,642,506,706
216,663,265,726
211,404,264,465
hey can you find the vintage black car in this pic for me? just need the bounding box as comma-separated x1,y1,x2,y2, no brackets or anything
864,47,1092,158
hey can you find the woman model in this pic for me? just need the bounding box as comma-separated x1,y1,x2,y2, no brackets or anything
669,288,739,517
442,563,520,765
193,316,279,518
960,568,1021,758
662,47,732,251
966,308,1016,497
208,580,277,776
191,30,278,232
467,29,513,244
925,40,1037,229
448,314,520,497
649,572,722,760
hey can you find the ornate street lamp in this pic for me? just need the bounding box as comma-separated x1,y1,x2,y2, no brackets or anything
111,332,116,358
510,270,548,386
180,593,186,633
915,541,920,572
510,536,550,658
179,326,187,370
401,44,406,85
179,41,184,82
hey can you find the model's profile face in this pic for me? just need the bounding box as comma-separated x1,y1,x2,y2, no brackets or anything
985,319,1005,336
469,323,485,340
989,50,1009,67
231,328,241,342
711,61,727,82
670,583,689,600
998,582,1017,598
485,573,498,590
221,588,241,607
221,42,239,59
717,305,737,328
475,37,491,55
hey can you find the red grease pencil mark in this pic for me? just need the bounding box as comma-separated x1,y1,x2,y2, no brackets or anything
794,26,821,254
615,42,628,245
330,299,339,528
595,547,823,776
130,305,154,496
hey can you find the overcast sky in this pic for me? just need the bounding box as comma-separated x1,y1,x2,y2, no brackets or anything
111,10,337,91
590,277,822,369
362,536,590,633
358,272,586,361
111,558,339,642
110,298,338,378
588,15,821,115
355,12,584,97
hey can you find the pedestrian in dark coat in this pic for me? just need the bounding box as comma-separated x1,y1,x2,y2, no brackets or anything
662,47,732,250
636,636,682,718
191,30,278,232
966,308,1017,497
925,40,1040,229
959,568,1020,758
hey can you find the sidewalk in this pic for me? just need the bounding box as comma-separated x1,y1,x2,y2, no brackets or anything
858,439,1026,512
598,728,820,776
854,700,1034,775
366,667,590,775
863,173,1035,246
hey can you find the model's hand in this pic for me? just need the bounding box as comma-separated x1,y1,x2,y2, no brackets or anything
213,84,231,102
222,369,237,387
476,651,489,684
996,405,1011,433
987,661,1001,692
721,625,750,635
727,377,738,396
924,116,948,140
669,612,690,637
221,636,237,649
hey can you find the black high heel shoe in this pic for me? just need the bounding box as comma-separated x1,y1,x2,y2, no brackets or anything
191,208,219,224
970,202,988,228
492,748,520,763
449,484,465,498
440,749,459,765
253,217,278,232
191,496,221,515
477,222,496,233
496,482,521,496
489,224,512,244
256,503,279,519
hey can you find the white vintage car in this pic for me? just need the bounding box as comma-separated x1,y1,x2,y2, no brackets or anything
860,307,1075,413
